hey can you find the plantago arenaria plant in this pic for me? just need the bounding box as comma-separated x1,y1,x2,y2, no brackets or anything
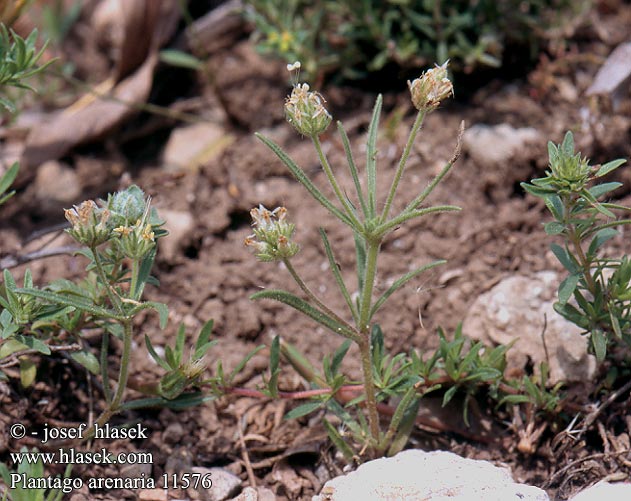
522,132,630,362
0,186,219,440
248,62,464,457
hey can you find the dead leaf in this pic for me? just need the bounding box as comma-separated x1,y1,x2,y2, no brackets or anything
19,0,180,173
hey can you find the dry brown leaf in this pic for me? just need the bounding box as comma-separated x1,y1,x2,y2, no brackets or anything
19,0,180,173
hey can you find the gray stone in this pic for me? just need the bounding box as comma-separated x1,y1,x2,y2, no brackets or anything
34,160,82,204
570,481,631,500
463,124,541,166
159,209,195,262
313,450,549,501
162,122,232,172
464,272,596,383
230,486,276,501
189,466,242,501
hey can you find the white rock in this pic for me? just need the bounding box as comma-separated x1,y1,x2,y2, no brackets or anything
463,124,541,166
34,160,81,204
464,272,596,383
189,466,241,501
159,209,195,262
570,481,631,501
313,450,549,501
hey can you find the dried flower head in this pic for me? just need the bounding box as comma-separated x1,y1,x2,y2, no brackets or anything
245,205,299,261
64,200,111,247
285,82,332,137
408,61,453,112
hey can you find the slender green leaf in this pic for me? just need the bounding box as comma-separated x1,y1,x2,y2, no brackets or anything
331,340,352,376
16,288,120,319
323,419,355,461
521,182,555,198
366,94,383,217
285,401,323,420
371,260,445,317
589,182,622,199
320,228,357,322
595,159,626,177
255,133,352,226
588,228,618,257
70,349,100,375
337,121,368,217
0,162,19,196
159,49,203,70
120,392,215,410
558,274,580,305
145,335,171,370
194,320,215,358
251,289,358,340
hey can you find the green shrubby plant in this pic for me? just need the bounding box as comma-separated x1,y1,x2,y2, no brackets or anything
522,132,631,362
245,0,581,82
0,25,53,113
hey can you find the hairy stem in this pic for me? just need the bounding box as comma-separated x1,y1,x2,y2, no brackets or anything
357,239,381,444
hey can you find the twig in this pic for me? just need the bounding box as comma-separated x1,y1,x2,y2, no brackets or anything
1,245,81,269
0,343,81,369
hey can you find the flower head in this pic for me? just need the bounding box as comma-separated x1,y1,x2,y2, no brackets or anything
64,200,111,247
285,82,332,137
244,205,299,261
408,61,453,112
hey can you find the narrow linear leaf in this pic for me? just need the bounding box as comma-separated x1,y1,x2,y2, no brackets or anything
120,392,216,411
255,133,352,226
16,288,120,319
228,344,265,384
323,419,355,461
595,159,626,177
371,260,446,317
320,228,357,322
285,401,323,420
0,161,19,195
521,182,555,198
145,335,171,371
589,182,622,199
337,121,368,217
251,290,358,340
159,49,203,70
366,94,383,217
331,339,352,376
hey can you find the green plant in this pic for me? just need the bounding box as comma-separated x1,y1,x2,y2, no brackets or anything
0,186,219,436
0,25,53,113
0,449,72,501
246,63,467,456
522,131,630,362
245,0,581,83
